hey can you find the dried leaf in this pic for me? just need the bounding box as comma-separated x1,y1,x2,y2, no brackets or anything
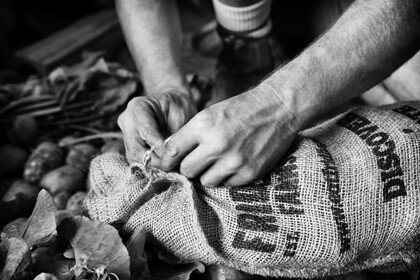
0,194,36,228
93,80,137,114
32,247,75,280
0,235,31,280
54,210,75,226
58,216,130,280
125,227,149,280
2,218,27,240
43,259,75,280
150,262,205,280
17,190,57,247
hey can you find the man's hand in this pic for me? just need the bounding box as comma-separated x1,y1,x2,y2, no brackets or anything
118,91,197,164
157,85,301,187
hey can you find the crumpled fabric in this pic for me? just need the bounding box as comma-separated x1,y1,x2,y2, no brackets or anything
84,102,420,278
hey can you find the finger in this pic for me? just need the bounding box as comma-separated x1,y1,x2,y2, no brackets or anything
121,130,148,164
119,103,164,161
159,123,200,171
199,160,236,187
224,166,258,187
135,110,166,157
179,145,216,178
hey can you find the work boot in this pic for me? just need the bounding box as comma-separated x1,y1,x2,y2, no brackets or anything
205,23,287,107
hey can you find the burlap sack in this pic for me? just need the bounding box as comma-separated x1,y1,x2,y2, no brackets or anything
83,102,420,278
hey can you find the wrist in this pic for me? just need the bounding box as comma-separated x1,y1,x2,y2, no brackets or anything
260,54,330,129
258,78,318,132
141,67,190,99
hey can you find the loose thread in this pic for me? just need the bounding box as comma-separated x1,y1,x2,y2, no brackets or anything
142,144,157,191
143,137,172,183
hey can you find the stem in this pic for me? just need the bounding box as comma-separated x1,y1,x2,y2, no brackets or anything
67,124,105,134
0,95,54,117
58,132,123,147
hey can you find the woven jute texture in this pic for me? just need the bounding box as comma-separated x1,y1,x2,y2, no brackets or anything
83,102,420,278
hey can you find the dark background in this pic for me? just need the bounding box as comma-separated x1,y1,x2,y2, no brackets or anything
0,0,114,69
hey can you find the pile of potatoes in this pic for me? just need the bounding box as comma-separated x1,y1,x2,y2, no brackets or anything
0,137,125,223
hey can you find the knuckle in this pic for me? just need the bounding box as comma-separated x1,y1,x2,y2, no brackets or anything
117,112,127,129
240,165,258,181
194,112,214,129
127,97,143,108
211,133,229,153
226,155,244,170
126,98,138,111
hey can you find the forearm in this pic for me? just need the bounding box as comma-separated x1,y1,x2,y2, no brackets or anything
263,0,420,128
116,0,189,96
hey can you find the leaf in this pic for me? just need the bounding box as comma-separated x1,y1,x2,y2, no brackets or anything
0,235,31,280
17,190,58,247
58,216,130,280
54,210,75,226
150,262,205,280
0,192,37,227
31,247,54,274
90,80,137,114
2,218,27,239
43,259,75,280
125,227,150,280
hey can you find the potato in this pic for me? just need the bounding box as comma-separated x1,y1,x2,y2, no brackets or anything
23,141,64,184
0,144,29,178
66,191,86,214
2,180,39,203
101,139,125,155
40,165,85,196
6,114,38,147
53,191,71,210
66,143,98,171
1,180,39,224
0,178,18,198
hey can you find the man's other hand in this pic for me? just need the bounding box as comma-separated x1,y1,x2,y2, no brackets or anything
158,85,301,187
118,91,197,164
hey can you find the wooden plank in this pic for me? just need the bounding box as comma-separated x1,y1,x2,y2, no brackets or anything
15,10,123,75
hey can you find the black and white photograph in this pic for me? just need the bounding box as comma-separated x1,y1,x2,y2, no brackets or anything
0,0,419,279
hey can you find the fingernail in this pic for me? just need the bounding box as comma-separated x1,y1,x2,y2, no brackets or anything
140,127,151,140
166,141,177,156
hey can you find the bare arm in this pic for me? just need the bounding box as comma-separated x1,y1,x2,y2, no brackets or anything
116,0,197,163
116,0,189,96
159,0,420,187
264,0,420,128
